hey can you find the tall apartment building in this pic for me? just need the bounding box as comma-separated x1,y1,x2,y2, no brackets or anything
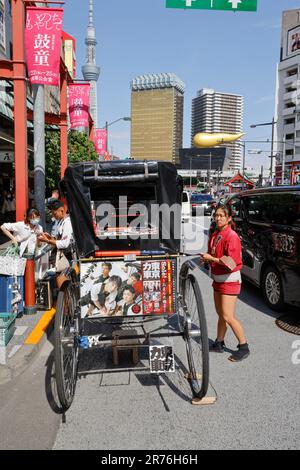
191,88,244,171
130,73,184,164
274,8,300,185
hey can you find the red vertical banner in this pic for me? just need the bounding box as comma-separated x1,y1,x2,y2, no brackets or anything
94,129,107,156
142,260,175,315
68,83,90,129
291,167,295,185
25,7,63,86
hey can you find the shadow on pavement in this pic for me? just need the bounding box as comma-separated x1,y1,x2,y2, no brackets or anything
239,279,284,319
45,352,64,415
190,255,294,320
44,329,64,416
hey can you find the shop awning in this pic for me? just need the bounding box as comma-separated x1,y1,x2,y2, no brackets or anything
0,80,33,129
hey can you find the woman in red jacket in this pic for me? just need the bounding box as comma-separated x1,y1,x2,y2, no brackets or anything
200,203,250,362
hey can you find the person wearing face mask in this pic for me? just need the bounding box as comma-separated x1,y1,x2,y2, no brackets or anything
1,208,43,256
37,200,74,270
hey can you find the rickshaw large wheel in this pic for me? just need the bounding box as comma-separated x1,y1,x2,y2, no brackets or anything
54,282,79,411
179,271,209,399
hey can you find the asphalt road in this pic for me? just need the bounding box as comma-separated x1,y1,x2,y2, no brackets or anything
0,335,60,450
0,216,299,450
52,217,300,450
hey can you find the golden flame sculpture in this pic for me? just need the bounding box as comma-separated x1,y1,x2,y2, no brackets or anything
193,132,245,148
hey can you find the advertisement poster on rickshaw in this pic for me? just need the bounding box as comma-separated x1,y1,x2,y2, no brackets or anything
79,259,176,318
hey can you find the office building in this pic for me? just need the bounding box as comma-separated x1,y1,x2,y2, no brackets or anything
191,88,243,171
274,8,300,184
130,73,184,164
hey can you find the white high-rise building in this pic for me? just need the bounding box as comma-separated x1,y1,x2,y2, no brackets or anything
274,8,300,185
191,88,244,171
82,0,100,128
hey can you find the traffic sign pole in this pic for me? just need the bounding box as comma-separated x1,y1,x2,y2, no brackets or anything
166,0,258,12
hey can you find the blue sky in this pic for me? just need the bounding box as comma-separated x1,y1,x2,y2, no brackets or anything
63,0,300,169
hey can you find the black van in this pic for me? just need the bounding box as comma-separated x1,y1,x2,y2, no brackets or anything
226,186,300,311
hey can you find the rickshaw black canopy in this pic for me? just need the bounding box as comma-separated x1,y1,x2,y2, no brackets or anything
61,160,183,257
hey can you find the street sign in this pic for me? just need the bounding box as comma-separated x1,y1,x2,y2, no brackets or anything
0,151,14,163
166,0,257,12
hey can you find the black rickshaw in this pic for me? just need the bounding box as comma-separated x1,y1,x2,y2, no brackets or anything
55,160,209,411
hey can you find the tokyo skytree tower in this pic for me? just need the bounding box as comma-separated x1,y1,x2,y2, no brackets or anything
82,0,100,128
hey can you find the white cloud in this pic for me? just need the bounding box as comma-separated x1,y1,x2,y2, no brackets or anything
252,19,281,30
109,131,130,140
255,95,274,105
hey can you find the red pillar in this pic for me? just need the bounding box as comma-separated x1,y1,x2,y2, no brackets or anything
60,70,68,179
24,258,36,315
12,0,28,221
89,118,94,143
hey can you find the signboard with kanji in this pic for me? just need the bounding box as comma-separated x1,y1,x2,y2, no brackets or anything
68,83,90,129
25,7,63,86
94,129,107,156
166,0,257,12
0,151,14,163
149,345,175,373
79,259,176,318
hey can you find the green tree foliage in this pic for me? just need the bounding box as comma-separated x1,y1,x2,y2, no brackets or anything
45,129,98,193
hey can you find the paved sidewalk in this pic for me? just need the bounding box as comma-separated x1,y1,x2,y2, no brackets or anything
0,309,55,385
0,240,55,385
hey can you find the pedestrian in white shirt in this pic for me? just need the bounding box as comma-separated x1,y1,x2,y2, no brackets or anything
1,192,15,222
1,208,43,256
38,200,74,268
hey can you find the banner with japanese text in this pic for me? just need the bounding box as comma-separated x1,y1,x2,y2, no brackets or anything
25,7,63,86
79,259,176,320
94,129,107,156
68,83,90,129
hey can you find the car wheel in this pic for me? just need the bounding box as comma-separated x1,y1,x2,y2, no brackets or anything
261,265,284,311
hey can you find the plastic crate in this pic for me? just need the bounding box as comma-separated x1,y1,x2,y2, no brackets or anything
0,313,16,347
0,312,16,328
0,275,24,314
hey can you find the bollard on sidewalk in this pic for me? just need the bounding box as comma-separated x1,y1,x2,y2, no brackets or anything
24,255,36,315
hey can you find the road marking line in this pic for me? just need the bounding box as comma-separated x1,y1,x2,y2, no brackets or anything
0,346,6,365
8,344,22,359
24,308,56,345
14,326,28,336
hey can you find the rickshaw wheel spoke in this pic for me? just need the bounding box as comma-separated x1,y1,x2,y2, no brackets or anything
179,269,209,399
54,282,79,411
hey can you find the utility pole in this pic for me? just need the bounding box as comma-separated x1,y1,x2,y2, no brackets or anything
105,121,108,153
33,2,47,227
270,117,275,186
33,83,45,226
242,142,246,190
206,152,212,194
216,167,220,195
259,165,264,187
281,137,286,185
250,118,277,186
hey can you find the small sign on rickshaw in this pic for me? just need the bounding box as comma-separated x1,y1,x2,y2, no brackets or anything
149,345,175,373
